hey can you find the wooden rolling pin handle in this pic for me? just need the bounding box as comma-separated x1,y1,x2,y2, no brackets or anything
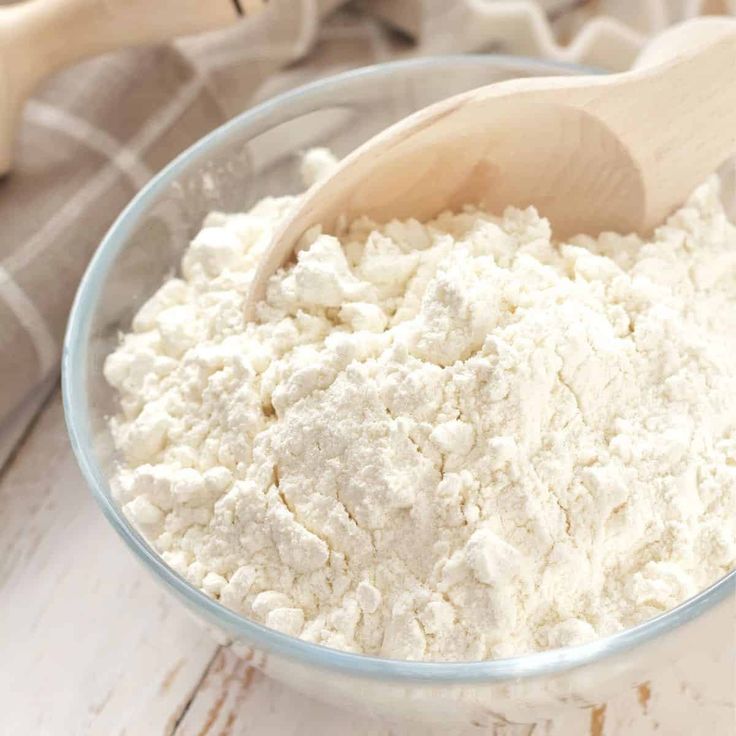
0,0,264,175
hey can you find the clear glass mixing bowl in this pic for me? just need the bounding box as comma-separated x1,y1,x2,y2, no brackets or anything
62,56,736,730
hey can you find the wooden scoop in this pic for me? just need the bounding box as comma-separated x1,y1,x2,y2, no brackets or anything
247,17,736,314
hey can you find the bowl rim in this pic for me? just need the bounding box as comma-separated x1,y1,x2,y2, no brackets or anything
62,53,736,683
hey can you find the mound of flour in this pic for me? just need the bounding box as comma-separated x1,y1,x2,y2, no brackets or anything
105,154,736,660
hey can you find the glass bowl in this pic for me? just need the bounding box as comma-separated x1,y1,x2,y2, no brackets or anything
62,56,736,730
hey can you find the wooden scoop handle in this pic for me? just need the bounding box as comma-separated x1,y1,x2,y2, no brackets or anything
603,17,736,230
0,0,265,174
632,16,736,70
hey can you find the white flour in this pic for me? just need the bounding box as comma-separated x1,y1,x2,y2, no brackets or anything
105,152,736,661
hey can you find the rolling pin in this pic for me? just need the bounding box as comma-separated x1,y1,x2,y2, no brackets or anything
0,0,267,175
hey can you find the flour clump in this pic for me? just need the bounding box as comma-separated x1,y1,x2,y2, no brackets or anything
105,152,736,661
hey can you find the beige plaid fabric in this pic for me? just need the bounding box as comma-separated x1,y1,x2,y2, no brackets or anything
0,0,730,455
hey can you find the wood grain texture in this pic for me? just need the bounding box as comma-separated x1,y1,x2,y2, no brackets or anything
172,646,736,736
0,390,733,735
0,391,218,736
173,648,469,736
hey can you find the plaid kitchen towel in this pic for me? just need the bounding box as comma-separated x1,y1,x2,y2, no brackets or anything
0,0,732,461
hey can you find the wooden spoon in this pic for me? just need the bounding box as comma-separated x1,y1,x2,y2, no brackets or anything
246,17,736,314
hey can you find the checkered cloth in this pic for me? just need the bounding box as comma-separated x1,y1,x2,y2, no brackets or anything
0,0,730,447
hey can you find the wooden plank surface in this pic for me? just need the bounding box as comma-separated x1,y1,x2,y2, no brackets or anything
0,391,218,736
0,389,733,735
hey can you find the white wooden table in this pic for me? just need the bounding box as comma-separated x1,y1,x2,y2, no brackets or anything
1,388,734,736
